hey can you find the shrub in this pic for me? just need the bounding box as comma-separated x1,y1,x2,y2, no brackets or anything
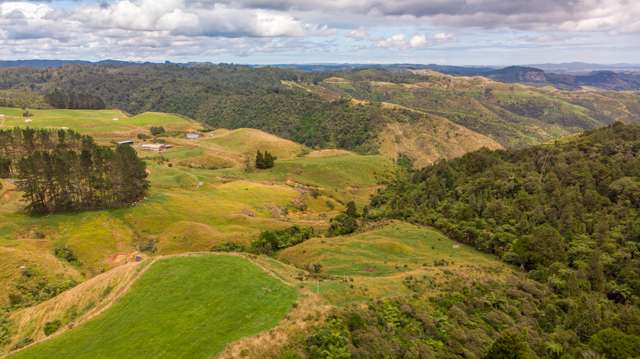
327,214,358,237
211,242,247,252
589,328,640,359
251,226,314,255
149,126,165,136
0,315,10,345
43,320,62,336
255,150,276,169
305,317,351,359
327,201,359,236
484,330,534,359
12,337,33,350
53,245,78,264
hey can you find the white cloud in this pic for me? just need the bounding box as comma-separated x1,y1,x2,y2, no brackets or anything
70,0,325,37
433,32,453,41
409,34,428,48
0,2,52,19
347,27,370,39
0,0,637,62
375,32,452,49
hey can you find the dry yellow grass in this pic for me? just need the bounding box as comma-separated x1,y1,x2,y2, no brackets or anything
6,259,150,352
0,246,83,308
218,290,330,359
377,111,503,167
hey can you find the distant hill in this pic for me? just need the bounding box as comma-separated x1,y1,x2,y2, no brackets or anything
486,66,548,83
0,59,155,68
1,63,639,157
528,62,640,74
483,65,640,90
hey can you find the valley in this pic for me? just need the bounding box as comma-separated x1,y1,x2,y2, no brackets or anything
0,65,638,358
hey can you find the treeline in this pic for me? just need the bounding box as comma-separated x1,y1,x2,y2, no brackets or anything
0,128,148,214
44,89,105,109
0,64,423,152
295,274,640,358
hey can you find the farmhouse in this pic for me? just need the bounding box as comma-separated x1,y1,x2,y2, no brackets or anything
186,132,201,140
141,143,173,152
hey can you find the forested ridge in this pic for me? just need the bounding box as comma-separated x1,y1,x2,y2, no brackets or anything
373,122,640,301
2,64,639,153
288,123,640,359
0,128,148,214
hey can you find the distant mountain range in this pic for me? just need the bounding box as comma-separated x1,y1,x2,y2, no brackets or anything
1,60,639,90
484,66,640,90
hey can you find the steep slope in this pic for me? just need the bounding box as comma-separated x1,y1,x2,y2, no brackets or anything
9,255,298,359
5,261,147,354
376,104,502,167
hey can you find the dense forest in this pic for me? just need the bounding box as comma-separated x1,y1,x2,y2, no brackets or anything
0,128,148,213
372,123,640,300
301,122,639,357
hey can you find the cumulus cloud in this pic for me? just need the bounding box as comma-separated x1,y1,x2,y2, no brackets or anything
70,0,326,37
209,0,640,32
0,0,637,61
375,33,438,49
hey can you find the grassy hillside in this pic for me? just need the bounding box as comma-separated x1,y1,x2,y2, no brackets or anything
279,222,502,277
6,261,147,352
9,255,297,359
0,107,387,316
0,107,200,143
276,222,508,306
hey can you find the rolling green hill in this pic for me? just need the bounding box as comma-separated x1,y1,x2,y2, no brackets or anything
9,255,298,359
0,106,384,314
1,65,640,359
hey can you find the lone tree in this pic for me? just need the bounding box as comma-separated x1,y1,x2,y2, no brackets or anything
150,126,165,136
255,150,276,169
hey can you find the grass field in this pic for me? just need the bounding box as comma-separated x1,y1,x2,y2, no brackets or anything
279,222,502,277
279,222,508,305
0,106,397,354
0,108,387,281
0,107,199,142
10,255,298,359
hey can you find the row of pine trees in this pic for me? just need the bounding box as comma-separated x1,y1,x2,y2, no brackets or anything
0,128,148,214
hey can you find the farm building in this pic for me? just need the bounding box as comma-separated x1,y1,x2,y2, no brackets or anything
141,143,173,152
186,133,201,140
117,140,134,145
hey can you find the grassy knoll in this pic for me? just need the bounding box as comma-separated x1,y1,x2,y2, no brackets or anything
198,128,308,160
280,222,501,277
279,222,508,305
10,255,298,359
225,153,391,205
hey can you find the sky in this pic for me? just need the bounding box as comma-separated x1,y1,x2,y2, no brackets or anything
0,0,638,65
